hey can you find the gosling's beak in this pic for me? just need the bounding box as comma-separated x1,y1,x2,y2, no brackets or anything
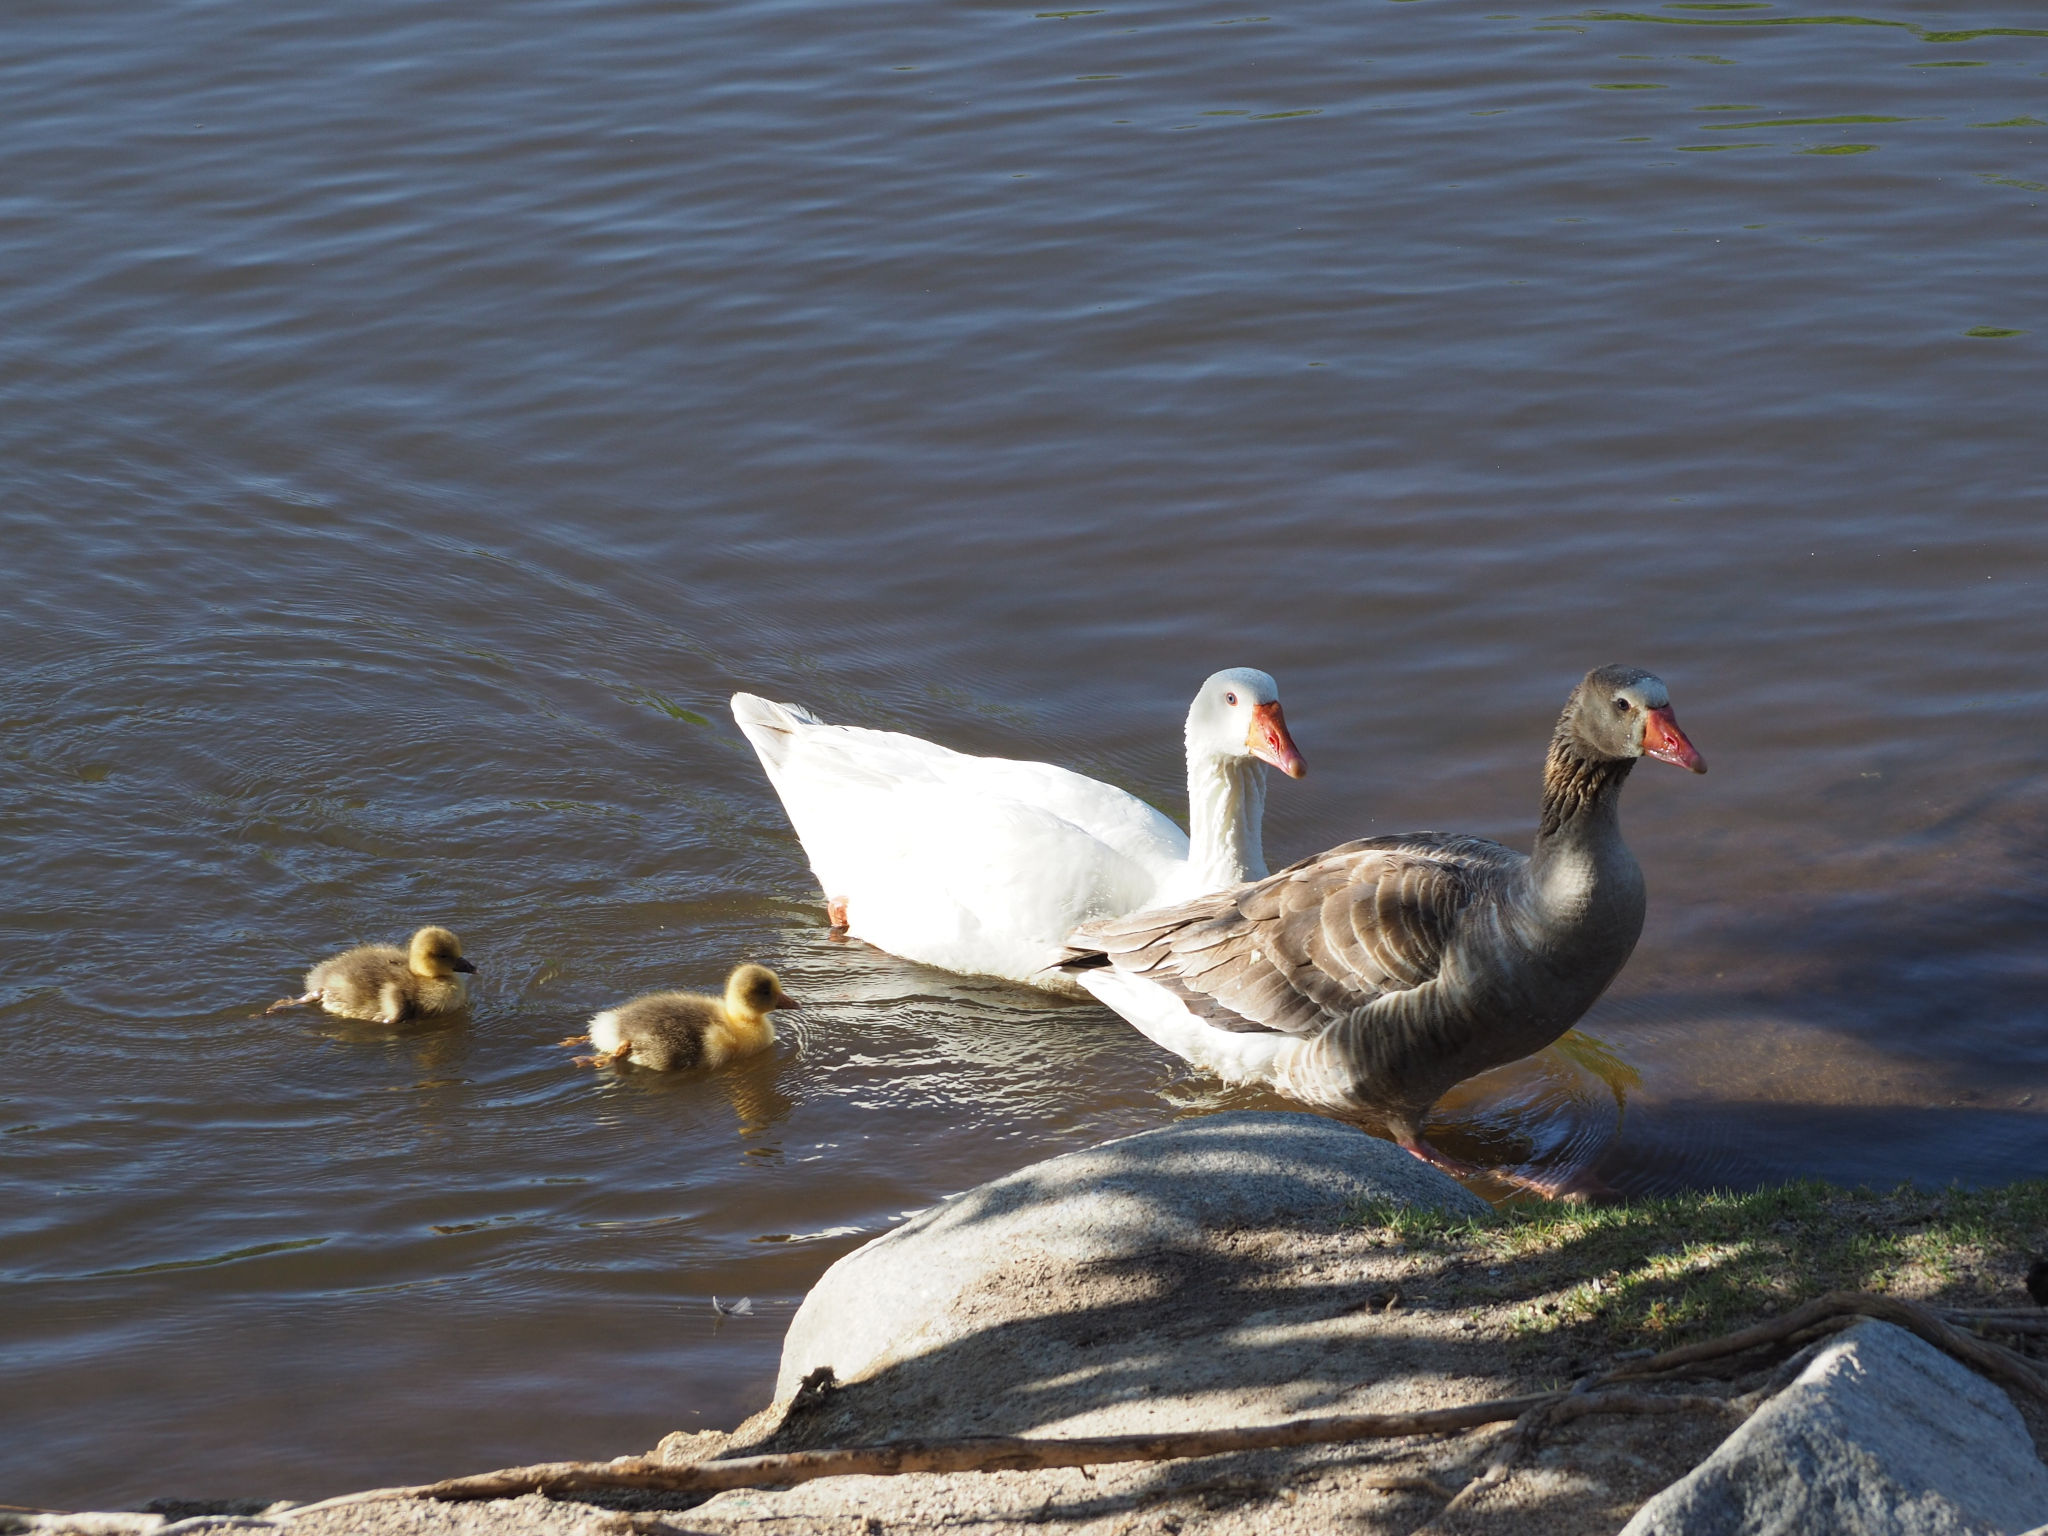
452,957,478,973
1641,707,1707,774
771,991,800,1011
1247,701,1307,779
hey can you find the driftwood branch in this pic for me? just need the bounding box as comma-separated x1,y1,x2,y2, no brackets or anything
1405,1380,1742,1536
253,1290,2048,1523
1547,1390,1743,1426
283,1394,1561,1517
1600,1290,2048,1405
1942,1312,2048,1335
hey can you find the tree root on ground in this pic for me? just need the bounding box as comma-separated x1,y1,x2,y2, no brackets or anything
192,1291,2048,1524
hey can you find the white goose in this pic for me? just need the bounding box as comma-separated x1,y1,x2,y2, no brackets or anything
731,670,1306,993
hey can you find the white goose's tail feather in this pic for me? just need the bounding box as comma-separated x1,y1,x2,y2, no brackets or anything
731,693,824,772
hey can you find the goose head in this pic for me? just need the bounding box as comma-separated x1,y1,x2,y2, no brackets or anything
407,926,478,978
1185,668,1307,778
726,963,800,1019
1569,666,1707,773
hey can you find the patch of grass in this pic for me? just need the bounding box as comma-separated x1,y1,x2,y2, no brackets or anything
1355,1182,2048,1350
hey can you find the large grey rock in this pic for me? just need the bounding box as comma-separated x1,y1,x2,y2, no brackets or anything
775,1110,1486,1398
1622,1320,2048,1536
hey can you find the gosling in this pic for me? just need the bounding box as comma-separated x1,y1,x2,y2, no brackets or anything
562,963,796,1071
267,926,477,1024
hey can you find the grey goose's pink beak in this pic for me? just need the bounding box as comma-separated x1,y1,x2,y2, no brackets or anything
1247,701,1307,779
1642,706,1706,773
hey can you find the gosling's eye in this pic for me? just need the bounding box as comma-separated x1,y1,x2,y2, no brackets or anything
1615,698,1632,713
1225,692,1238,706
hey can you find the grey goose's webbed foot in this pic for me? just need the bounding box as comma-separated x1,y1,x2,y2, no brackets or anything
1491,1162,1618,1205
1394,1130,1488,1184
1398,1128,1615,1204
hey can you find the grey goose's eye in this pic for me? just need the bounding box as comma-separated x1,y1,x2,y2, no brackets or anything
1225,692,1238,706
1615,698,1632,713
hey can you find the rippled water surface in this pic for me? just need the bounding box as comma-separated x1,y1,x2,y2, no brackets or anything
4,0,2046,1508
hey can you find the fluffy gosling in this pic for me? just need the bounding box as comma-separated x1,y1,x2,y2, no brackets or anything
562,963,796,1071
267,926,477,1025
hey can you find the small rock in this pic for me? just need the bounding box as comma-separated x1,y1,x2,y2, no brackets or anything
1620,1319,2048,1535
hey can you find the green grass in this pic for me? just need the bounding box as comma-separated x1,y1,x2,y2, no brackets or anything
1354,1182,2048,1350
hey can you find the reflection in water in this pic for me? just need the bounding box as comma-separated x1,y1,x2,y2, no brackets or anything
720,1054,797,1140
1388,1032,1647,1202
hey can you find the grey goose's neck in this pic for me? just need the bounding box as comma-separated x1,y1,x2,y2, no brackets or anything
1527,730,1644,930
1186,751,1268,889
1534,727,1635,846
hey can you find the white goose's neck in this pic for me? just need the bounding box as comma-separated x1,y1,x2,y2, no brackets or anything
1186,751,1267,891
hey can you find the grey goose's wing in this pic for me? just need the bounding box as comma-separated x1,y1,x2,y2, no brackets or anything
1068,833,1524,1038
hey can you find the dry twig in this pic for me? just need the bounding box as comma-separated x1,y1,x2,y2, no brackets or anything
282,1396,1561,1517
254,1290,2048,1525
1599,1290,2048,1405
1942,1313,2048,1336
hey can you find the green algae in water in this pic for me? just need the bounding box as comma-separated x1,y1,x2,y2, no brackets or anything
1964,326,2024,339
85,1237,330,1279
1576,11,2048,44
628,688,711,725
1711,114,1916,128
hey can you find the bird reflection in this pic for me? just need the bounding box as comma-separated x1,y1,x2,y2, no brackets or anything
719,1051,795,1137
1376,1030,1643,1201
311,1013,474,1080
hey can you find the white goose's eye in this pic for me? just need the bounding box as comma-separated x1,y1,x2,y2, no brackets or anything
1225,692,1238,706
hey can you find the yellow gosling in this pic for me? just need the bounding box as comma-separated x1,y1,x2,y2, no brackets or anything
267,926,476,1025
561,963,796,1071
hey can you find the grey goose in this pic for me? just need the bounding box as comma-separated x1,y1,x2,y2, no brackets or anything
1064,665,1706,1193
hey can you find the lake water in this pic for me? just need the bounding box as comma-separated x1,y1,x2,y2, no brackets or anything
3,0,2045,1509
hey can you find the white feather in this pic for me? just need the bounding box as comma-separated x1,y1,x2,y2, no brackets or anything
1077,968,1297,1084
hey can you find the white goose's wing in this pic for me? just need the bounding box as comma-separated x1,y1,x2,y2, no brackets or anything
1071,834,1523,1036
732,693,1189,986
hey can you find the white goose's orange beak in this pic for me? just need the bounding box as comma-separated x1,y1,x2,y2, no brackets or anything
1642,706,1706,773
1247,701,1307,779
